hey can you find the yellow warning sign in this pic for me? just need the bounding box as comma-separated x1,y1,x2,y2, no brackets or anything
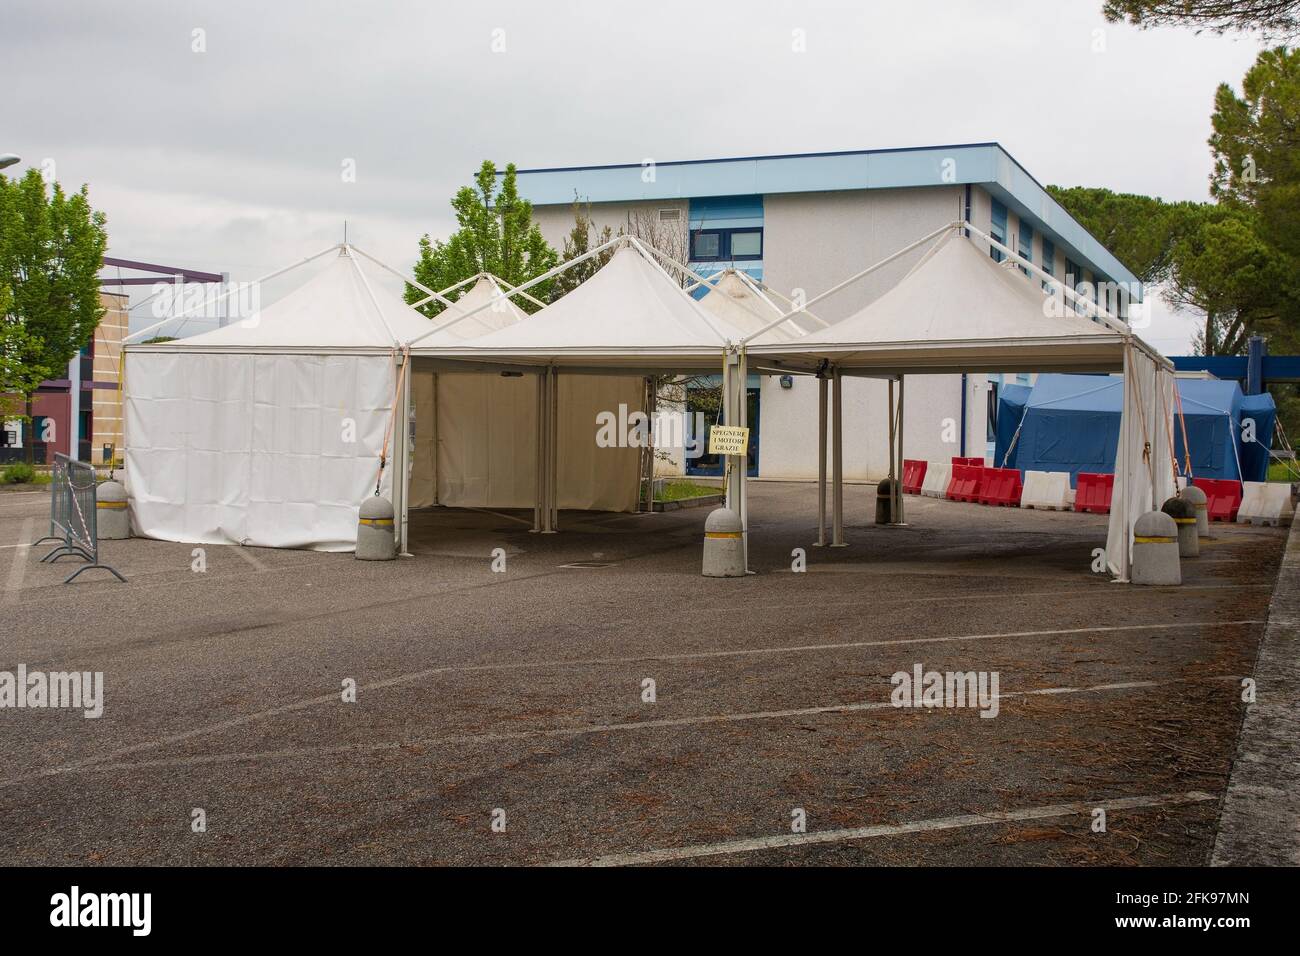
708,425,750,456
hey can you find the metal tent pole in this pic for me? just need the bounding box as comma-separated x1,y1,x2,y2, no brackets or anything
832,365,845,547
894,374,905,525
1120,346,1134,580
723,352,736,514
547,366,559,533
399,353,413,555
738,349,749,571
816,375,828,546
532,371,544,533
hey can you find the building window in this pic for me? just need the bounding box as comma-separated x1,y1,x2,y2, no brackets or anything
990,200,1007,262
986,382,999,442
1018,219,1033,277
692,231,721,259
729,229,762,258
690,227,762,262
1041,237,1055,292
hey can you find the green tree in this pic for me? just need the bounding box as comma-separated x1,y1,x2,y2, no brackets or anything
553,197,616,298
1046,185,1201,284
1103,0,1300,35
1048,185,1299,355
0,168,109,461
1209,47,1300,259
1166,205,1298,354
406,161,557,318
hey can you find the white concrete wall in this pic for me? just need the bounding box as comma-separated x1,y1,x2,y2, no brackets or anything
756,186,987,479
532,199,688,256
756,372,988,479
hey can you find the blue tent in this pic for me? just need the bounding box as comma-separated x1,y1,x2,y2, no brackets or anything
1239,393,1277,483
994,373,1274,484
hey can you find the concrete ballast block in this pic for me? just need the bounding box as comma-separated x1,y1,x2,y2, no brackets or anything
95,479,130,540
1162,495,1199,558
1132,511,1180,586
1180,483,1209,539
356,496,396,561
702,507,745,578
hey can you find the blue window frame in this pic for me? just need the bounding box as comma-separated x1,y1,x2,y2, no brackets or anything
1041,237,1055,291
690,227,763,262
1018,219,1033,277
990,200,1007,262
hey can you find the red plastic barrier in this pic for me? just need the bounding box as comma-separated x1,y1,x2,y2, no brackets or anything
951,456,985,468
1192,477,1242,522
978,467,1023,507
902,459,927,495
946,463,985,502
1073,472,1114,515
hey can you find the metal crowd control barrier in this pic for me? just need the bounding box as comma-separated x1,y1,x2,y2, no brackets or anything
31,455,72,550
35,454,126,584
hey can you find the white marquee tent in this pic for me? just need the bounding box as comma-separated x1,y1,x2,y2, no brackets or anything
409,261,664,521
124,245,430,551
122,223,1174,583
746,223,1176,581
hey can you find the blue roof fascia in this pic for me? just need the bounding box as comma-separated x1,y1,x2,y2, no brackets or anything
506,142,1139,294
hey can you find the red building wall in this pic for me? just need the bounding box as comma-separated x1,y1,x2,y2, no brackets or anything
29,391,71,464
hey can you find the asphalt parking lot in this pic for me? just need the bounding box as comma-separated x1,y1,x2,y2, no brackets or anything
0,480,1286,866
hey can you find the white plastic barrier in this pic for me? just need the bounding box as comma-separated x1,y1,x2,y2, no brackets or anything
920,462,951,498
1020,470,1072,511
1237,481,1294,527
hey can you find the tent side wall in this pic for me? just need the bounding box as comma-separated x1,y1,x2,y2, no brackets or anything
1239,393,1277,482
993,383,1031,468
125,350,396,551
414,369,644,513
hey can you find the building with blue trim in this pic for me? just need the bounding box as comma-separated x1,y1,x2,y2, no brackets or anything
511,144,1142,480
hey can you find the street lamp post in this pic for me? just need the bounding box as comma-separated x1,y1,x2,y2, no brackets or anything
0,154,20,169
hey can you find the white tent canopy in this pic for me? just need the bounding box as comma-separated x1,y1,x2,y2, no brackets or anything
747,224,1175,581
417,273,530,343
696,270,813,343
412,240,741,369
157,246,435,352
124,246,429,551
749,230,1130,373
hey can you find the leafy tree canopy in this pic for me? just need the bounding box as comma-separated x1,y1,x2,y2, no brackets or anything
1209,46,1300,259
1045,185,1201,284
406,161,557,318
1103,0,1300,36
0,169,108,422
553,197,616,299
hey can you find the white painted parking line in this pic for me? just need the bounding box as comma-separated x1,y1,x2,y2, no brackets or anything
1,674,1239,785
544,791,1219,866
0,619,1260,783
712,583,1270,614
2,518,34,606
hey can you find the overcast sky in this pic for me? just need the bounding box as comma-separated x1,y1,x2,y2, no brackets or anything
1,0,1270,351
